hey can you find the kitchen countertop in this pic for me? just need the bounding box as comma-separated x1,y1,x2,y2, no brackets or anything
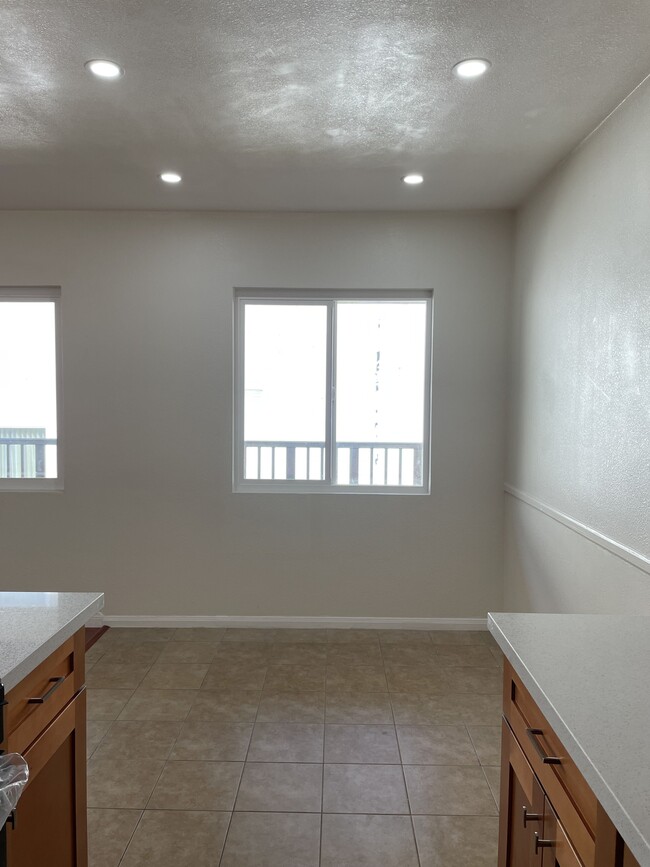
0,592,104,693
488,613,650,867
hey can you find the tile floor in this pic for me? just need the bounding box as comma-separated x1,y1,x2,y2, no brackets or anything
86,627,503,867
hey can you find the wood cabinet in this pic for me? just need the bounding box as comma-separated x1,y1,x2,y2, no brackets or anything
499,660,640,867
1,630,87,867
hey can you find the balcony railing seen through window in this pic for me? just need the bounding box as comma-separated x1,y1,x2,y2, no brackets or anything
244,441,423,487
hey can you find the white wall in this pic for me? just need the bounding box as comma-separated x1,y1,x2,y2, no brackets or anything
505,79,650,613
0,211,512,618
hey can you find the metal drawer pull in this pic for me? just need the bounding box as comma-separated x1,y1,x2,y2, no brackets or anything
522,806,542,826
534,832,553,854
27,676,65,704
526,727,562,765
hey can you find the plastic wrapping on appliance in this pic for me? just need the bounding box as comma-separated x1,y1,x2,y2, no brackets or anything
0,754,28,829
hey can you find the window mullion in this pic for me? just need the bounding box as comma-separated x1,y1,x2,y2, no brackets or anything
328,300,338,487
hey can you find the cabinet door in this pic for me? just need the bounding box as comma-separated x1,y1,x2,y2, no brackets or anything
538,799,583,867
499,719,545,867
6,691,87,867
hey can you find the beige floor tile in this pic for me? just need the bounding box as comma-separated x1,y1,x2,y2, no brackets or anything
257,690,325,722
221,812,321,867
248,722,324,762
396,725,479,765
390,692,502,725
87,720,111,758
273,629,328,643
172,627,225,642
86,645,107,665
326,643,383,666
326,665,388,692
211,643,273,664
202,661,268,690
157,641,220,663
468,726,502,765
428,630,491,645
491,649,505,672
483,765,501,808
326,629,381,643
325,692,394,724
171,720,253,760
87,688,134,721
87,808,142,867
404,765,498,815
269,644,328,664
414,815,499,867
148,760,243,810
384,664,448,694
380,645,437,665
442,666,502,695
140,663,209,690
120,810,230,867
86,662,151,689
118,688,197,721
222,628,276,642
94,720,182,759
97,643,164,665
378,630,434,645
264,664,326,691
323,764,409,814
103,628,176,643
188,689,261,722
430,646,500,667
324,724,400,764
235,762,323,812
321,814,419,866
87,754,164,809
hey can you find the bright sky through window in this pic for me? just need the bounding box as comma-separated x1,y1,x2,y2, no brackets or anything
235,293,432,492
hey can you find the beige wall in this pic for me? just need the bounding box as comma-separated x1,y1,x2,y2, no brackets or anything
505,79,650,612
0,210,512,618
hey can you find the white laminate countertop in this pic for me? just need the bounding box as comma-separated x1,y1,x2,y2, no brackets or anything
488,613,650,867
0,591,104,693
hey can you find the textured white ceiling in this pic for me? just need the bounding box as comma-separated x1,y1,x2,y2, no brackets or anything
1,0,649,209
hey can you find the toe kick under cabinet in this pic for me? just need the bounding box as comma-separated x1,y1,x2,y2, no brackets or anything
499,660,640,867
1,629,87,867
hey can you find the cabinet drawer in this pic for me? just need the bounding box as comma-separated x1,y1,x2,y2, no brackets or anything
503,661,596,867
4,631,84,755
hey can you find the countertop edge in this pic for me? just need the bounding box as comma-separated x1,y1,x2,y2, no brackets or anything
1,593,104,694
488,613,650,867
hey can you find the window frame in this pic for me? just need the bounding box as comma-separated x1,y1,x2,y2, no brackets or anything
233,288,433,495
0,286,64,492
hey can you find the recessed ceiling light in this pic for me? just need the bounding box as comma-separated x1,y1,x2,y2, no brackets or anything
402,174,424,185
453,58,491,79
85,60,124,79
160,172,182,184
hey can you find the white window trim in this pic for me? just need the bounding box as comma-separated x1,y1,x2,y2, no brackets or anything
0,286,64,492
233,288,433,495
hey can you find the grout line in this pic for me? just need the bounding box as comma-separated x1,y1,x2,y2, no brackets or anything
217,649,266,866
380,635,423,867
115,809,145,867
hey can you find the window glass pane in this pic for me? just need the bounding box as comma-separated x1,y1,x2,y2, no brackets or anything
0,301,58,479
335,301,427,487
244,304,328,481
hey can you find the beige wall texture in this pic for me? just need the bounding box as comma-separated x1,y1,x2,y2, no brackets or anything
0,211,512,618
505,78,650,613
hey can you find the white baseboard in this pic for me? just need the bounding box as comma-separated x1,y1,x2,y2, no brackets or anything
92,614,488,631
